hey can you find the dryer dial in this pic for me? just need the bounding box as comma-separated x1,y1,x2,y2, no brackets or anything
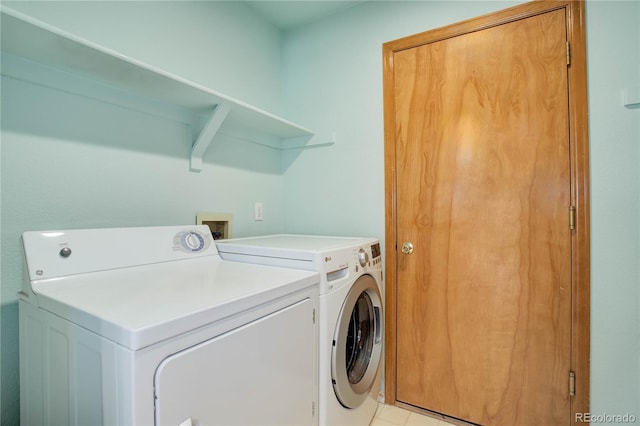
174,230,210,253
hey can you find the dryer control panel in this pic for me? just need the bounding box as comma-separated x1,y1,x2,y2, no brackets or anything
22,225,217,282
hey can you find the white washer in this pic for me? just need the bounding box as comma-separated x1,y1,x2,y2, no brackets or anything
216,235,384,426
19,226,320,426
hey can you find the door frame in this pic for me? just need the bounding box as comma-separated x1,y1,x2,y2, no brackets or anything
382,0,590,421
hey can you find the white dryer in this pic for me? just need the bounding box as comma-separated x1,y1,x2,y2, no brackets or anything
216,235,384,426
19,226,319,426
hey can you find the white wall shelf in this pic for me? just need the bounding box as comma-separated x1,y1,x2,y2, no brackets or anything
0,7,333,172
623,86,640,109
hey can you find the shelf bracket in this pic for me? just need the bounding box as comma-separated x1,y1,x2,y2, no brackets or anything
190,103,231,172
282,132,336,150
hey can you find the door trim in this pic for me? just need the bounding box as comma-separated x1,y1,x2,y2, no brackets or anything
382,0,590,422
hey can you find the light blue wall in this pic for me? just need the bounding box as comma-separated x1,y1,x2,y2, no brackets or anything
2,1,639,424
586,0,640,421
280,1,522,237
2,0,284,113
281,0,640,422
0,2,287,424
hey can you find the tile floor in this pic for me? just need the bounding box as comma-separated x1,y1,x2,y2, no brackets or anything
371,404,455,426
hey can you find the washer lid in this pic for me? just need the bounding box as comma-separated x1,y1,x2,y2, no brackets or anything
216,234,377,261
29,256,318,350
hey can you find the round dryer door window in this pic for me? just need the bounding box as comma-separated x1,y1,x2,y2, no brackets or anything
331,274,383,409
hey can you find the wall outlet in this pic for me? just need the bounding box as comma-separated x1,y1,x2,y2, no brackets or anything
254,202,263,221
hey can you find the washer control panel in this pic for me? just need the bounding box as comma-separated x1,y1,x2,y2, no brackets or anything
370,242,382,266
173,230,211,253
354,242,382,271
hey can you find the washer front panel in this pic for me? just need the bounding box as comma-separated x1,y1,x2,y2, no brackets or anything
331,274,383,409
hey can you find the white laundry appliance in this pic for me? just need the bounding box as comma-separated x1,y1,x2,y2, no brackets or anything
19,225,320,426
216,235,383,426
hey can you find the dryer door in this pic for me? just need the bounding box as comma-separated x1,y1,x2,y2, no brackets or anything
154,299,316,426
331,274,383,408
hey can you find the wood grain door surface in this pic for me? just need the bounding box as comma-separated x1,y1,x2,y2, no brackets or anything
392,9,571,426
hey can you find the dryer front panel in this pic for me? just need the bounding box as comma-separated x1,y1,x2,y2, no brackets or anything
154,299,316,426
331,274,383,409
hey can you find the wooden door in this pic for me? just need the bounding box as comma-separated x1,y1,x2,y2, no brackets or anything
384,4,587,425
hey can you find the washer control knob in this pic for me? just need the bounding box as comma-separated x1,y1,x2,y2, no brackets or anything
358,248,369,267
59,247,72,258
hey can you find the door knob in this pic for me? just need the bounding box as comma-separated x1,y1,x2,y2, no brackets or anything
401,242,414,255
